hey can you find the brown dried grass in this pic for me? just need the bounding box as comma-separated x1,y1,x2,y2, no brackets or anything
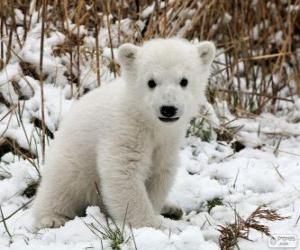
0,0,299,177
218,205,289,250
0,0,299,113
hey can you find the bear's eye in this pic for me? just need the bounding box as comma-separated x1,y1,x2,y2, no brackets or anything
148,79,157,89
180,78,188,88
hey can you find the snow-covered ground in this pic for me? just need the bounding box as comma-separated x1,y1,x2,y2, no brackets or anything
1,3,300,249
0,104,300,249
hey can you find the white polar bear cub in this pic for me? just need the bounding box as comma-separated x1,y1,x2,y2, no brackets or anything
32,38,216,229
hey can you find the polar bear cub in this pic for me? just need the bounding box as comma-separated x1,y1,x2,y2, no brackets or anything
32,38,216,229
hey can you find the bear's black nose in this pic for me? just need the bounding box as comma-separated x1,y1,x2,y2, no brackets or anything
160,106,177,118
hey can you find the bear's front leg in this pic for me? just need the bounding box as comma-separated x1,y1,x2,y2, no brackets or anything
147,147,183,220
98,140,162,229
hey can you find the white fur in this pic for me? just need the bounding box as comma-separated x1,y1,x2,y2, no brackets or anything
32,38,215,229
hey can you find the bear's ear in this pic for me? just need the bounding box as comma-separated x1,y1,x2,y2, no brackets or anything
196,41,216,65
117,43,139,68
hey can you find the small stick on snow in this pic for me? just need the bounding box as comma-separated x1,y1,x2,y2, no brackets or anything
0,205,13,243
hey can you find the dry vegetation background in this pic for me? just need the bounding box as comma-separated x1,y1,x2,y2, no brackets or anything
0,0,299,179
1,0,299,109
0,0,299,177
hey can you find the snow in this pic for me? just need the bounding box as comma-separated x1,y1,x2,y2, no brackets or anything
141,3,155,19
1,120,300,249
0,64,22,86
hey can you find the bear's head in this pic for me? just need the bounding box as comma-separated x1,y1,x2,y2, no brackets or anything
117,38,215,126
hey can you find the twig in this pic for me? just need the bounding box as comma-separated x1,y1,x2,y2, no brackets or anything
94,0,101,87
0,199,33,223
39,0,47,164
0,205,13,243
105,0,117,77
129,224,138,250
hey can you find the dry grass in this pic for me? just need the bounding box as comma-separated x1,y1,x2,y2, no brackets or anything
0,1,298,155
218,205,289,250
0,0,299,110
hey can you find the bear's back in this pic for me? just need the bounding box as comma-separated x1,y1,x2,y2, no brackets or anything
44,79,128,172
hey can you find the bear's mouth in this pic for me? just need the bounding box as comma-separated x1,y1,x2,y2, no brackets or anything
159,117,180,122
